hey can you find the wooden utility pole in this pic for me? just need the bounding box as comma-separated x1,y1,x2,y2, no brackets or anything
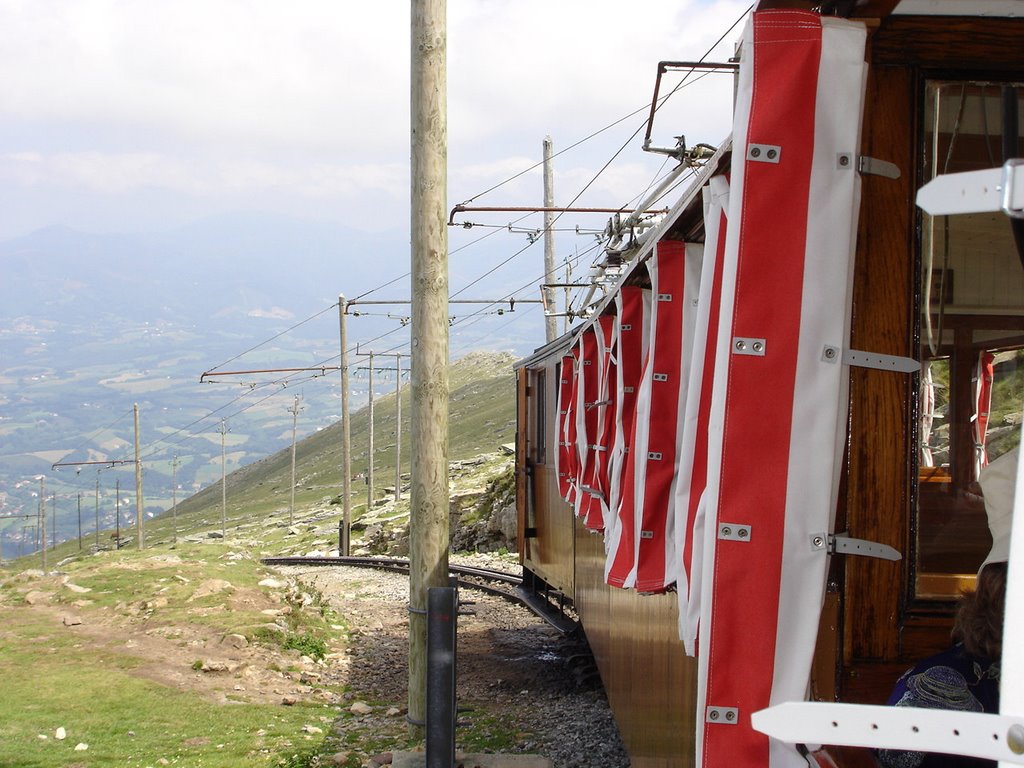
543,136,558,343
219,420,228,536
39,476,46,571
134,403,144,549
171,456,178,543
409,0,449,730
289,395,302,525
339,295,352,556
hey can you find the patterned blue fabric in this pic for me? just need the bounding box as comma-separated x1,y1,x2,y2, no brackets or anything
876,643,1000,768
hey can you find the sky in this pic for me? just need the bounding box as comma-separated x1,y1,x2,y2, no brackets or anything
0,0,749,242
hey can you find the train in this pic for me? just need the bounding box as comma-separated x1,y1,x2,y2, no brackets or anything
512,2,1024,766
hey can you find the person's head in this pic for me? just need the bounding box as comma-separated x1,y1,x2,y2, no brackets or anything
952,561,1008,659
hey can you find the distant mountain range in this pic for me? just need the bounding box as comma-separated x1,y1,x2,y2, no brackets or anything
0,214,543,559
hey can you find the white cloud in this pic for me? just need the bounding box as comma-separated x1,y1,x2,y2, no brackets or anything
0,0,749,236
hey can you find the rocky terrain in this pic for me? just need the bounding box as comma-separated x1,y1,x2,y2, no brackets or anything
0,449,629,767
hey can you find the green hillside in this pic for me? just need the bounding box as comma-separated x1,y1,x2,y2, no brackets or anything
136,350,517,548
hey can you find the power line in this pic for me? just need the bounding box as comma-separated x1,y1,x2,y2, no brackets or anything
61,407,134,464
204,301,339,374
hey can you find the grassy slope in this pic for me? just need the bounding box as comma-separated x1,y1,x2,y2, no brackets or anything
141,350,517,544
0,350,518,767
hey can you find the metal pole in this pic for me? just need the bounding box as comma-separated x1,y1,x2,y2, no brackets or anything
95,476,100,548
115,478,121,548
409,0,449,730
134,403,144,549
289,395,300,525
543,136,558,343
564,261,573,335
219,419,228,536
39,476,47,571
77,493,82,550
171,455,178,544
367,352,375,511
395,354,403,505
426,586,458,767
51,494,56,550
339,296,352,556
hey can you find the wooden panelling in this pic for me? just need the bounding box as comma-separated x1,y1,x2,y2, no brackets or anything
872,17,1024,70
519,362,576,595
524,464,575,596
844,63,916,665
574,525,697,768
516,371,529,562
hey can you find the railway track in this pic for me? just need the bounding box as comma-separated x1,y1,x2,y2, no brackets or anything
261,555,577,633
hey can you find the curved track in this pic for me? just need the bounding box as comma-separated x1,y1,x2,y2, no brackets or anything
261,555,576,633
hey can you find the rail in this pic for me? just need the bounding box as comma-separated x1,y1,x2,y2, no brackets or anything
261,555,577,634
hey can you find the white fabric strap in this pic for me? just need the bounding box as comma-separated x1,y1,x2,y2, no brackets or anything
752,702,1024,765
916,159,1024,218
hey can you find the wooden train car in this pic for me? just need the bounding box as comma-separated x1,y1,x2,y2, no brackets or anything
514,3,1024,766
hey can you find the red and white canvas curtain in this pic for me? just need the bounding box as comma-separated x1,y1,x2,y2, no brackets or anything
693,11,866,768
581,314,618,531
605,240,702,590
673,175,730,655
604,285,653,585
556,352,578,503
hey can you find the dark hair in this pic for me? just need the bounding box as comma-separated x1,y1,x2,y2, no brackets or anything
952,562,1008,660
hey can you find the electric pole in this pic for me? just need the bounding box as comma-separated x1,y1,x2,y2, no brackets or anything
289,395,302,525
171,455,178,543
219,419,229,536
543,136,558,343
39,476,46,572
134,403,144,549
339,295,352,556
361,348,376,512
409,0,449,730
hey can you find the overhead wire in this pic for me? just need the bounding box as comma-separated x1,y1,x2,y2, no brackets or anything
204,301,339,374
123,3,756,478
449,3,751,317
61,407,135,463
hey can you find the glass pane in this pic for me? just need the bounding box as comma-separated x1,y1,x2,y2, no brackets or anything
916,80,1024,598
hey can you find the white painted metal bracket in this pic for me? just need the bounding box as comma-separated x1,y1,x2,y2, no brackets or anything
733,337,766,356
748,144,781,163
706,706,740,725
752,702,1024,764
718,523,752,542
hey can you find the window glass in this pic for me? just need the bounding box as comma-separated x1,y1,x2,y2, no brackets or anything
915,80,1024,598
534,368,547,464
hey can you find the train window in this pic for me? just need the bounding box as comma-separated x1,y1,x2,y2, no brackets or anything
534,368,547,464
915,79,1024,598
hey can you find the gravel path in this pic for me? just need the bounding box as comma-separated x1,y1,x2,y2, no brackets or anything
282,556,630,768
